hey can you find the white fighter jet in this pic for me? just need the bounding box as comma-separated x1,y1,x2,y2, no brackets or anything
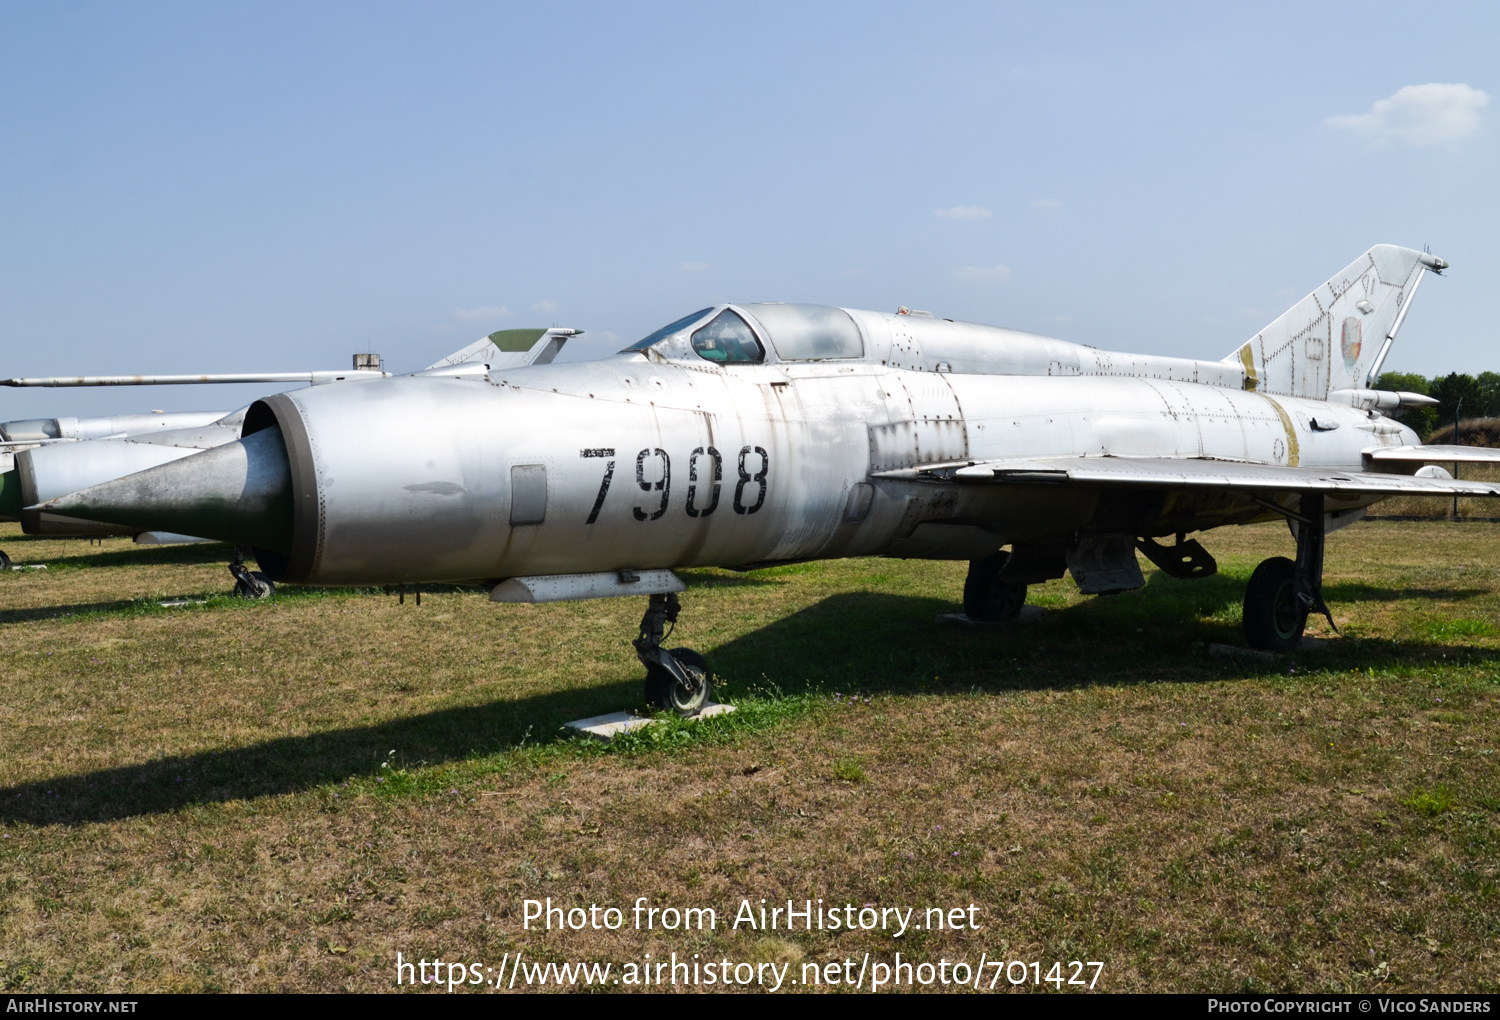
33,246,1500,713
0,329,576,571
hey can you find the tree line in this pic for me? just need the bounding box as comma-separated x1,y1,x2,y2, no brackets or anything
1375,371,1500,442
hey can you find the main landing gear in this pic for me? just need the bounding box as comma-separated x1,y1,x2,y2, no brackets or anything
633,592,713,716
963,550,1029,622
1243,492,1337,651
229,546,275,599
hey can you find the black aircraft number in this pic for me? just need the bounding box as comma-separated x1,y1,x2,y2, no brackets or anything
581,445,766,523
685,446,722,517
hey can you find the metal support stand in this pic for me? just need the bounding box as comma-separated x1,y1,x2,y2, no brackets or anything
1294,492,1336,633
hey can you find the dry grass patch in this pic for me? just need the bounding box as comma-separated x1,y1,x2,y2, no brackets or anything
0,520,1498,992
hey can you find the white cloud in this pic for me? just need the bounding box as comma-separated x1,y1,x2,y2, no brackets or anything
1326,83,1488,147
531,299,558,313
935,205,992,220
680,261,710,272
454,305,510,321
954,264,1012,283
1030,198,1064,211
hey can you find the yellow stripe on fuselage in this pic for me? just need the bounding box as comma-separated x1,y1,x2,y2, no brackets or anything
1261,394,1300,467
1239,344,1258,392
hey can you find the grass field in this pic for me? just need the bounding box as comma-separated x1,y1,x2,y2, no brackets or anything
0,519,1497,993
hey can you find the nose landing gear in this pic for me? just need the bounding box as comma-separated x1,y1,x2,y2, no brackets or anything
1244,492,1336,651
229,546,276,599
634,592,713,716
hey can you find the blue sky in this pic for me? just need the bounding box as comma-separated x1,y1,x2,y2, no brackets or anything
1,1,1496,418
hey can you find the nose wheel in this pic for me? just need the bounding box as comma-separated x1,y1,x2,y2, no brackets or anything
634,593,713,716
229,546,276,599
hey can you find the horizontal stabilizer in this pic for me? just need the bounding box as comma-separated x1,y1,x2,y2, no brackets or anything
875,455,1500,498
134,531,216,545
1365,445,1500,465
1328,388,1438,412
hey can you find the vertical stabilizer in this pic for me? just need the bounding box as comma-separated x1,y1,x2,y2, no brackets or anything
1225,245,1445,399
425,328,581,372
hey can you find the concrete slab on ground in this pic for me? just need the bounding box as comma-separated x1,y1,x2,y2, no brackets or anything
936,605,1048,629
564,702,736,742
1209,636,1330,661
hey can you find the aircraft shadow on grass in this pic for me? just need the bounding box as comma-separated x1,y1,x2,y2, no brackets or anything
0,586,500,625
3,576,1496,826
1322,581,1488,604
0,599,165,624
0,540,232,570
0,678,641,828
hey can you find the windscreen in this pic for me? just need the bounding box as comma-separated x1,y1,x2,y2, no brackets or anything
624,308,714,351
743,303,863,360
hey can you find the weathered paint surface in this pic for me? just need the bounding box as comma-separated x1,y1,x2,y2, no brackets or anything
41,245,1467,589
1225,245,1440,400
256,247,1442,585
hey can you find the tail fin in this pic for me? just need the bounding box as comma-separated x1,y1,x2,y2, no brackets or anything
1226,245,1446,399
426,328,581,372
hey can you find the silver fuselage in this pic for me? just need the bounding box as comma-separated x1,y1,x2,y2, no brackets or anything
253,307,1412,586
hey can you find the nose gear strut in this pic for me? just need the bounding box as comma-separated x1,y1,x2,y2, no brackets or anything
633,592,712,716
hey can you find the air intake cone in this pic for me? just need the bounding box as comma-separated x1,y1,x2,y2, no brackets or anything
36,427,294,552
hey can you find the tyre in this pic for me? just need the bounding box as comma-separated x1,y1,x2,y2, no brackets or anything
963,551,1028,622
1243,556,1305,651
233,571,276,599
0,549,10,571
644,648,713,717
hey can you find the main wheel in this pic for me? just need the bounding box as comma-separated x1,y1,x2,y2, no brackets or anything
644,648,713,717
963,551,1028,622
1243,556,1305,651
0,549,10,571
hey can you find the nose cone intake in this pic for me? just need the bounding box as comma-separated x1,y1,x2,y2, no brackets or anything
35,427,294,552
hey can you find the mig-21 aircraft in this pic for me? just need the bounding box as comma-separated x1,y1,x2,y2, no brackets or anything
31,245,1500,714
0,328,576,572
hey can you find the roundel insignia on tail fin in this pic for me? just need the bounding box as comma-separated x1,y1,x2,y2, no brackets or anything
1341,316,1362,367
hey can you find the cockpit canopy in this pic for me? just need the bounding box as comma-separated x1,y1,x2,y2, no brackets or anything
623,303,864,364
689,310,763,363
